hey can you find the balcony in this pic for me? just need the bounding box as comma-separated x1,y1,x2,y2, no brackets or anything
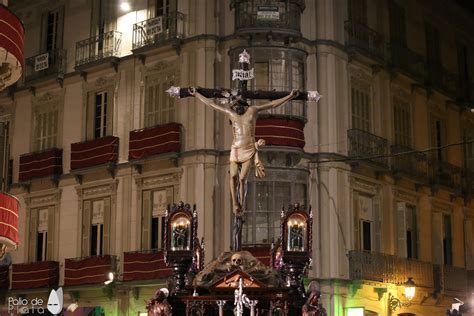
70,136,118,171
24,49,66,83
132,12,184,51
11,261,59,290
123,249,171,282
464,169,474,196
75,31,121,68
437,265,467,294
242,244,271,266
429,159,462,190
390,145,428,182
347,129,389,167
232,0,304,37
389,43,427,83
427,64,461,100
64,255,116,286
348,251,434,288
255,117,305,148
129,123,181,160
19,148,62,182
345,20,384,62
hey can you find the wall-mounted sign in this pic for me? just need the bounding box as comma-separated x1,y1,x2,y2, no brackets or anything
257,5,279,20
146,16,163,36
34,53,49,72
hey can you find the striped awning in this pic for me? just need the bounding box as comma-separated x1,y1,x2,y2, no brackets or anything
0,5,24,91
0,192,20,251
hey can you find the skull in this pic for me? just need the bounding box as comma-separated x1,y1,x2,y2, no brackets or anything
231,253,243,267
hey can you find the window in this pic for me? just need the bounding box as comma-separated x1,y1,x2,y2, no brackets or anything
393,97,411,147
353,192,381,252
430,115,446,161
28,207,55,262
389,1,406,46
243,170,307,245
41,7,64,52
348,0,367,24
443,214,453,265
142,187,174,250
465,219,474,269
425,23,441,83
396,202,418,259
465,128,474,170
351,81,371,132
231,47,306,117
34,108,58,151
86,87,114,140
0,122,10,191
457,43,470,98
82,198,111,256
144,73,176,127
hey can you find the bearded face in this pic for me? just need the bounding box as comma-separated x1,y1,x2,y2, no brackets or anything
232,99,249,115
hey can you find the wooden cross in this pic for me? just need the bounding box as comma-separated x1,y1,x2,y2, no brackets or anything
167,50,320,251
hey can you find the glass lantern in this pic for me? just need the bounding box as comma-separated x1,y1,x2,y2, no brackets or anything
286,213,306,252
171,215,191,251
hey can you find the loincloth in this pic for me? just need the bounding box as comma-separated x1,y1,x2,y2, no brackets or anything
229,141,266,178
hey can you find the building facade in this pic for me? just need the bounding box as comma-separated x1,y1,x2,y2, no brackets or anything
0,0,473,315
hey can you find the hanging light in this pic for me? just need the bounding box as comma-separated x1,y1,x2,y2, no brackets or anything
120,2,131,12
404,277,416,301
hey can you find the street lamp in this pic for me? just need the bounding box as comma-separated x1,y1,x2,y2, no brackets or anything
388,277,416,312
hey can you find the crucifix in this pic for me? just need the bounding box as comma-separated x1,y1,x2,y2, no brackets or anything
167,50,320,252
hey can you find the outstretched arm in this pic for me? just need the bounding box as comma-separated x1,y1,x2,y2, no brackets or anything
254,89,300,111
189,88,231,115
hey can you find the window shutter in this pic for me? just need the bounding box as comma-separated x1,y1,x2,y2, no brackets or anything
86,92,96,140
82,200,92,256
432,212,443,264
373,196,381,252
353,191,360,250
28,209,39,262
103,197,111,254
56,6,65,50
46,206,55,260
396,202,407,257
142,190,152,250
106,88,114,136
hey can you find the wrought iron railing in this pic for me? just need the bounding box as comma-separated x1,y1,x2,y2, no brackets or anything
75,31,122,67
233,1,302,35
348,251,434,288
389,43,427,83
440,265,467,293
390,145,428,181
429,159,462,189
347,129,388,166
426,63,461,100
25,49,66,82
464,169,474,196
345,20,384,61
132,12,184,50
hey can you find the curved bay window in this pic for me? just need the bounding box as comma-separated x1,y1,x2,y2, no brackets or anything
230,47,306,118
242,169,307,245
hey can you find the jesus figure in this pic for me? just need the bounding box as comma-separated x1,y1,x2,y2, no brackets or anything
188,88,299,216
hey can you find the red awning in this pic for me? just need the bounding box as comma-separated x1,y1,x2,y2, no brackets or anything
0,192,20,250
0,5,24,90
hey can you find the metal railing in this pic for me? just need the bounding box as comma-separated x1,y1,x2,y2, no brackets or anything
389,43,427,83
391,145,428,181
234,1,302,35
132,12,184,50
426,64,461,100
75,31,122,67
345,20,384,61
429,159,462,189
348,251,434,288
347,129,389,167
464,169,474,196
440,265,467,293
25,49,66,82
